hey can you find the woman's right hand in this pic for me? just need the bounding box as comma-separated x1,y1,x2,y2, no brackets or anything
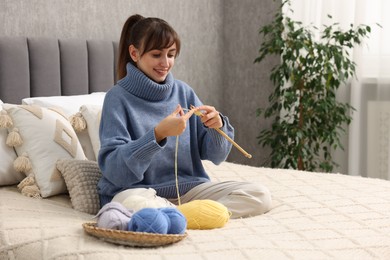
154,104,195,143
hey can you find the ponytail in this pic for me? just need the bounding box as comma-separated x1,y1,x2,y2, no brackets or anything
117,14,144,80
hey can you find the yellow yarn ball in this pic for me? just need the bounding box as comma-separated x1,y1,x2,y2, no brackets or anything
177,199,230,230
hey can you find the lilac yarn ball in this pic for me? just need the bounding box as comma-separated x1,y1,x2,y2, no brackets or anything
96,202,133,231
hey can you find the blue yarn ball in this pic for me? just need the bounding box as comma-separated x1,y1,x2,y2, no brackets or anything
159,207,187,234
127,208,169,234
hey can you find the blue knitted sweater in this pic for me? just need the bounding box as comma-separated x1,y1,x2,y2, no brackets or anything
97,63,234,203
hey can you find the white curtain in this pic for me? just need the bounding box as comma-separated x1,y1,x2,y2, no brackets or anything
286,0,390,178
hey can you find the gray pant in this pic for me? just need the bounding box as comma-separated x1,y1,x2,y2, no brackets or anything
169,181,272,219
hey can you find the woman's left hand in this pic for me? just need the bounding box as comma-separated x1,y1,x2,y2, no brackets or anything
195,105,223,129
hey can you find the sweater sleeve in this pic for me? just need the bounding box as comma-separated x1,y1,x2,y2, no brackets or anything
197,113,234,164
98,93,166,188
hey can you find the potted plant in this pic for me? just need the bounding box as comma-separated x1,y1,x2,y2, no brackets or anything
255,0,371,172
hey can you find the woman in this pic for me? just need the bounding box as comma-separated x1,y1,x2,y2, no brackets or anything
97,14,271,218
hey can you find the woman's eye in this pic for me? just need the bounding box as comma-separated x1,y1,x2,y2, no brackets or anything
152,54,160,58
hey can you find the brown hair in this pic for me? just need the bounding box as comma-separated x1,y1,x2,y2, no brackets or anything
117,14,181,80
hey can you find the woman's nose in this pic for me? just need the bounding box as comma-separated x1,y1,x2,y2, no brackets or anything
160,56,169,67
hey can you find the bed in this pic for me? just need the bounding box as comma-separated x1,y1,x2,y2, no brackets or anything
1,37,390,260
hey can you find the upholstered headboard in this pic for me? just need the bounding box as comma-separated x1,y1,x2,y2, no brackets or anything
0,37,118,104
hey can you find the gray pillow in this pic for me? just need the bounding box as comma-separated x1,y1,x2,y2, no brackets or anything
56,159,101,214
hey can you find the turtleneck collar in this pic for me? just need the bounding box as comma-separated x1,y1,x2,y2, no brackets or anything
117,62,174,101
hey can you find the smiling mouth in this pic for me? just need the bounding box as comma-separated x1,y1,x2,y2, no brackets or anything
155,69,168,75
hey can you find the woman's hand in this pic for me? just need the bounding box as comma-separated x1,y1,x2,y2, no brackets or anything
195,105,223,129
154,104,195,143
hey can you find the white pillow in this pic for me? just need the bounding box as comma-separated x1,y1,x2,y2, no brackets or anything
2,104,87,197
22,92,106,115
22,93,106,161
79,105,102,161
0,101,24,186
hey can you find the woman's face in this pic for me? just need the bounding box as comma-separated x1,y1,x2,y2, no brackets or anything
131,43,177,83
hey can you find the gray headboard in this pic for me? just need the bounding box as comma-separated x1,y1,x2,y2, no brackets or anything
0,37,118,104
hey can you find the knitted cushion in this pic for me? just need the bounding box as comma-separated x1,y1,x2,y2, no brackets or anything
56,159,101,214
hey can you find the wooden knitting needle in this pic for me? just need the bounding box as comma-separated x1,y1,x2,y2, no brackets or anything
189,105,252,159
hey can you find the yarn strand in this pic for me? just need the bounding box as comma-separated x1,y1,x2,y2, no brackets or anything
175,108,231,230
175,135,181,205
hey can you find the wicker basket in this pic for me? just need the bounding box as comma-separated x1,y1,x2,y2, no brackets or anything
82,222,188,247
